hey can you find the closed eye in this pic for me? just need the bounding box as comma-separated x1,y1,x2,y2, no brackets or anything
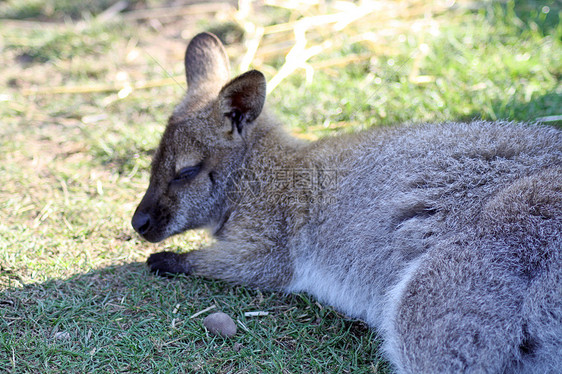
172,163,202,184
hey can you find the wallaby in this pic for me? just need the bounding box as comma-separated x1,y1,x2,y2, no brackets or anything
132,32,562,373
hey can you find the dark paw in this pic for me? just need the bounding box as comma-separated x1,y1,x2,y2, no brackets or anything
147,251,191,277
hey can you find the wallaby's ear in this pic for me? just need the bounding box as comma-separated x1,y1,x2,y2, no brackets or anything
219,70,266,135
185,32,230,93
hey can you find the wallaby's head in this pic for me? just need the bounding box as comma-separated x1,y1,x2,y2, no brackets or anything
132,32,267,243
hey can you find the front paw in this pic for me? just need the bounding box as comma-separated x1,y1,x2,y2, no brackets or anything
147,251,191,276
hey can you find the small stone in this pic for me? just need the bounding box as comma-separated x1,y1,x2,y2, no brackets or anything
54,331,71,340
203,312,237,337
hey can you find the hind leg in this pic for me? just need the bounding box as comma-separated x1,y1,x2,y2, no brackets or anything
383,244,528,374
478,167,562,373
514,251,562,374
385,169,562,373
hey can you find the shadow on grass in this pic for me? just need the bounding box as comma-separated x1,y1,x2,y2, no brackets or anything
501,91,562,127
459,90,562,128
509,0,561,36
0,262,387,373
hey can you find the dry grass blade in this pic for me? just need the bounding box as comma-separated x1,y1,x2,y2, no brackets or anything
95,0,128,23
266,4,377,93
250,0,461,93
121,2,234,21
189,304,217,319
21,77,184,96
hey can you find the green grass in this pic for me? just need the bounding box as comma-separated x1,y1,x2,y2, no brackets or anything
1,267,382,373
1,0,561,373
0,0,147,20
269,1,561,134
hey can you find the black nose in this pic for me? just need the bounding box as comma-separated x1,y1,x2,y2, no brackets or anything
132,211,151,235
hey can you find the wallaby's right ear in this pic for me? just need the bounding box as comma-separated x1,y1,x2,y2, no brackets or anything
185,32,230,93
219,70,266,136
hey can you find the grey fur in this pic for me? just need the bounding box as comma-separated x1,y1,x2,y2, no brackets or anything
132,32,562,373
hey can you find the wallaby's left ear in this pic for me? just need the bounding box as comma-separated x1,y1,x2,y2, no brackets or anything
219,70,266,135
185,32,230,94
